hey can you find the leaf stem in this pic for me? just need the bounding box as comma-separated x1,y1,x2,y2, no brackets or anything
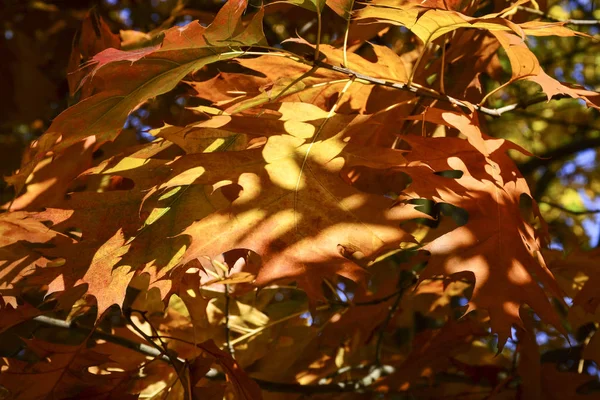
228,304,330,347
440,36,447,94
224,284,235,357
315,9,322,62
342,0,356,68
125,309,190,399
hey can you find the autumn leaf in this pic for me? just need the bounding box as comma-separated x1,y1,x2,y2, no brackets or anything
397,110,565,346
326,0,354,19
0,296,40,334
3,0,600,397
6,0,266,196
150,105,428,299
191,340,263,400
24,153,179,312
355,4,527,45
0,211,70,306
75,229,132,317
66,10,121,96
547,248,600,314
0,339,139,400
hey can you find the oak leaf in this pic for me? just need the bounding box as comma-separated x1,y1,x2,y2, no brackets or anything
190,340,263,400
398,111,564,346
66,10,121,96
6,0,266,196
0,339,138,400
546,248,600,314
152,107,428,299
0,211,70,306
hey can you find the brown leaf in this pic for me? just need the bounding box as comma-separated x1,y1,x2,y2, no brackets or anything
0,296,40,334
0,211,69,306
399,111,564,347
6,0,266,197
516,310,541,400
155,107,426,300
67,10,121,96
77,229,133,317
380,317,488,390
191,340,263,400
0,339,138,400
546,248,600,314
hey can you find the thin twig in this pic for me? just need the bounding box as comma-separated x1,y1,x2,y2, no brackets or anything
125,309,191,399
540,201,600,215
33,315,176,363
239,48,576,118
517,136,600,174
513,109,600,130
374,290,403,366
312,59,562,117
135,309,174,358
374,272,417,365
124,309,171,360
518,6,600,26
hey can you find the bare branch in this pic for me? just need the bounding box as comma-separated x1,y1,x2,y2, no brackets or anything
540,201,600,215
513,110,600,130
518,6,600,26
517,137,600,174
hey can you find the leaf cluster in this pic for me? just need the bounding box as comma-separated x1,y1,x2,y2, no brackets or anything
1,0,600,399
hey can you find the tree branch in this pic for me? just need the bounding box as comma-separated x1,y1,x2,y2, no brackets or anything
540,201,600,215
513,109,600,130
374,272,417,365
29,315,394,394
312,60,570,118
518,6,600,26
335,288,408,307
250,49,582,118
375,290,404,366
517,137,600,175
33,315,175,364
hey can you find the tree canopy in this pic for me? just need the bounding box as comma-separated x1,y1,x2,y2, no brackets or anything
1,0,600,398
